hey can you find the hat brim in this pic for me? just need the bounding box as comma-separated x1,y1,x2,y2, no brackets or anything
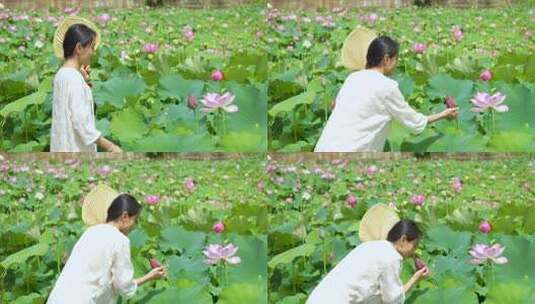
53,16,101,60
359,203,400,242
82,184,118,226
341,27,377,71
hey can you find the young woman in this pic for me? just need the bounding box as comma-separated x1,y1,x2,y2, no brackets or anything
315,36,458,152
307,220,429,304
51,20,121,152
47,194,166,304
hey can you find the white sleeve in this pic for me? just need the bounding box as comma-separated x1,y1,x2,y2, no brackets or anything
378,260,405,304
111,240,138,297
383,85,427,134
67,79,101,145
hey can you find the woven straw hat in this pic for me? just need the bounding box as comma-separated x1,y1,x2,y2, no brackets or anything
82,184,119,226
53,16,101,60
359,203,400,242
341,27,377,71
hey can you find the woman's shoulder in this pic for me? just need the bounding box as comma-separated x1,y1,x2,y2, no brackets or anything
55,67,85,85
87,224,131,245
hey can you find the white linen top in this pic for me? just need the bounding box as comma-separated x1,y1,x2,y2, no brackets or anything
314,69,427,152
50,67,101,152
307,240,405,304
47,224,137,304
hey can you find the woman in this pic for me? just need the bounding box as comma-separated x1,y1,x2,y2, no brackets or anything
307,220,429,304
47,194,166,303
315,36,458,152
51,19,121,152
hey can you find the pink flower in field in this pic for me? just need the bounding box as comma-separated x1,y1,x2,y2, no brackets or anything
184,177,196,193
213,221,225,233
469,244,507,265
182,25,195,42
525,30,533,39
203,243,241,265
410,194,425,206
98,165,112,177
145,195,160,205
480,69,492,81
97,13,111,26
211,70,224,81
286,197,294,203
412,43,427,54
187,95,198,110
142,43,158,54
321,172,336,180
471,92,508,113
200,92,238,113
479,220,492,233
451,25,464,42
346,194,357,208
451,177,463,193
256,181,265,192
367,165,378,175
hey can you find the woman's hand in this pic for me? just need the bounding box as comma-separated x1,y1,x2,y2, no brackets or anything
147,266,167,281
441,107,459,120
413,266,430,282
80,65,92,87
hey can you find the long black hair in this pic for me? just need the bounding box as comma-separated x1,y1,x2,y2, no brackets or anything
366,36,399,69
63,24,97,59
387,220,421,242
106,194,142,222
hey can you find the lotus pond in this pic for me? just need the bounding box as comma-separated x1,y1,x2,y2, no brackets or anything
267,3,535,152
0,4,268,152
266,155,535,303
0,155,268,303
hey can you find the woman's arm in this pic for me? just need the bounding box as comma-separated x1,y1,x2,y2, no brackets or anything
134,267,167,286
427,108,459,124
403,267,429,294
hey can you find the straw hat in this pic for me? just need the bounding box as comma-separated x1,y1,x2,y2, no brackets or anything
82,184,119,226
341,27,377,71
359,203,400,242
53,16,101,60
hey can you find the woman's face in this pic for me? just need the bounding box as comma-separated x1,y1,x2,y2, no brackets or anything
383,55,398,75
76,41,95,66
117,213,138,235
395,235,419,258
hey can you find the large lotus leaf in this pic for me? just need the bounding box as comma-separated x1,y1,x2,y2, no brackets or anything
492,235,535,284
159,74,205,101
426,74,474,105
225,234,267,285
159,225,206,257
128,228,149,249
425,225,471,257
492,84,535,133
219,131,264,152
408,286,477,304
0,91,47,118
217,283,267,304
392,72,415,96
427,129,488,152
167,255,209,283
125,133,216,152
142,286,212,304
12,293,44,304
269,91,316,117
269,243,316,269
486,280,535,304
94,75,146,108
224,82,267,136
488,131,535,152
400,128,443,152
109,108,147,143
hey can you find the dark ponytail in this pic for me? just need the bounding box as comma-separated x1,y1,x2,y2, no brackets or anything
63,24,97,59
366,36,399,69
387,220,421,242
106,194,142,222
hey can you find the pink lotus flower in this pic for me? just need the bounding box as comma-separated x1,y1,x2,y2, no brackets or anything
412,43,427,54
98,165,112,176
200,92,238,113
471,92,508,112
256,181,265,192
469,244,508,265
480,70,492,82
184,177,196,193
203,244,241,265
149,258,162,269
97,13,111,26
367,165,378,174
182,25,195,42
444,96,457,109
346,194,357,208
187,95,198,110
451,26,464,42
211,70,224,82
213,221,225,233
145,195,160,205
479,220,492,233
411,194,425,206
451,177,463,192
143,43,159,54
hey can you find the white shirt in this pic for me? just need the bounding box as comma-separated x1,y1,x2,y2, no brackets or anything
50,67,101,152
314,69,427,152
307,240,405,304
47,224,137,304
